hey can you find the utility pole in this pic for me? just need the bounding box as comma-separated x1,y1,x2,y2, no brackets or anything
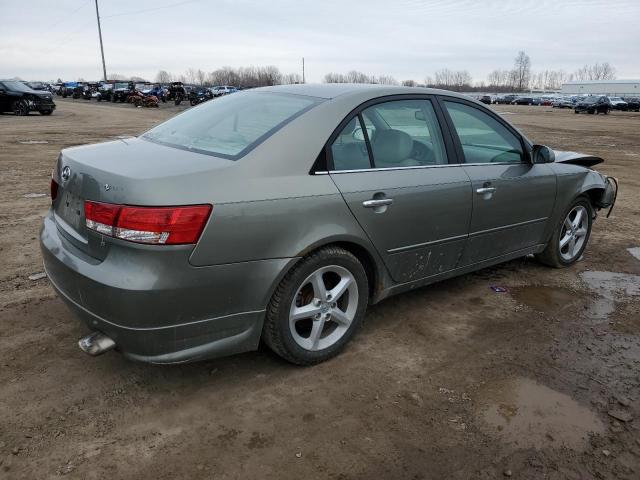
302,57,305,84
94,0,107,81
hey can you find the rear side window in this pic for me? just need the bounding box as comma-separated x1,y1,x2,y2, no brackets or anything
362,99,447,167
330,116,372,171
444,101,523,164
143,92,320,159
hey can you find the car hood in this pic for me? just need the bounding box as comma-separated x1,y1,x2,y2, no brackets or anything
553,149,603,167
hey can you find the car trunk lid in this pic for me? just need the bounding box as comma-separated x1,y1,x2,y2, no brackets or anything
53,137,234,260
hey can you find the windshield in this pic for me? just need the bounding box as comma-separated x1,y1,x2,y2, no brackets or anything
2,80,34,93
114,82,129,89
582,97,598,104
143,91,321,159
610,97,622,101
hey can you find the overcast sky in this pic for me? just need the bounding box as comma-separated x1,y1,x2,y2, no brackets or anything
1,0,639,83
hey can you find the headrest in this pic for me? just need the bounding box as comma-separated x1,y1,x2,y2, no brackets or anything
372,129,413,165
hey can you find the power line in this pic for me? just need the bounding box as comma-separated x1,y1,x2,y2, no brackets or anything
101,0,202,19
50,0,91,30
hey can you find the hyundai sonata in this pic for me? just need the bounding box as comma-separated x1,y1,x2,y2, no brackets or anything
41,84,617,365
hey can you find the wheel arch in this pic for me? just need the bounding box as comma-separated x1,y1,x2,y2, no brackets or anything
262,236,389,310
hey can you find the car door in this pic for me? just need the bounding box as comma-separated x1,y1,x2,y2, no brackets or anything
439,98,556,266
327,97,472,284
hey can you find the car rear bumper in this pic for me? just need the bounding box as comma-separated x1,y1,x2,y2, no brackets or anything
40,210,295,363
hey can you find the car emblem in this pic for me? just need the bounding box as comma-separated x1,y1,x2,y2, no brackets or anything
61,166,71,181
104,184,111,191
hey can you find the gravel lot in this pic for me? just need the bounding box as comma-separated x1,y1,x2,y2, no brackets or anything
1,98,639,479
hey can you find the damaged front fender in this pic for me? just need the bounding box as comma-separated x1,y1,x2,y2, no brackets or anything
552,149,618,214
553,150,604,168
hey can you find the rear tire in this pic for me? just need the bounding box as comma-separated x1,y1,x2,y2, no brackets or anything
262,246,369,365
536,197,593,268
39,109,52,115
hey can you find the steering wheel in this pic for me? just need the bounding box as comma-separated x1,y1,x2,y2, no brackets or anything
411,141,434,164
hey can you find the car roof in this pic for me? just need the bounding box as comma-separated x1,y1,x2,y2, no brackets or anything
257,83,472,101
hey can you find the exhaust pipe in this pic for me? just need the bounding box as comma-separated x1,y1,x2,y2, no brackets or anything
78,332,116,356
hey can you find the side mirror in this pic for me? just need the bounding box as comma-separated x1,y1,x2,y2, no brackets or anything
531,145,555,164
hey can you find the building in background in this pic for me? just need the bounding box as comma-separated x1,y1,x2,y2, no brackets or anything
561,80,640,96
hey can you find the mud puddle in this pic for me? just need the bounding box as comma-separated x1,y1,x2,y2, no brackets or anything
480,377,604,449
510,285,581,314
510,272,640,323
579,271,640,321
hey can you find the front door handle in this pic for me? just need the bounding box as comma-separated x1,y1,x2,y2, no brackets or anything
475,187,496,194
362,198,393,208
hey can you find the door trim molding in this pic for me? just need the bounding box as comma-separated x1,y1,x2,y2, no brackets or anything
469,216,548,237
387,233,468,254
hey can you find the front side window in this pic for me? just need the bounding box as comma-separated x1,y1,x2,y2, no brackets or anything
143,91,320,159
444,101,523,164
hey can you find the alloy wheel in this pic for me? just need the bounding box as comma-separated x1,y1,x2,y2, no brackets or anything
559,205,588,262
289,265,358,351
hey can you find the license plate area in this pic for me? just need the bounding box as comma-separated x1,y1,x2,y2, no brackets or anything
57,189,84,231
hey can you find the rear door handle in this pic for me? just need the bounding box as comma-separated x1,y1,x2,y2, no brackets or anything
475,187,496,194
362,198,393,208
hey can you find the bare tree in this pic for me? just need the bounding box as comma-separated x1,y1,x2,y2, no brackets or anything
402,79,417,87
282,73,303,84
574,62,616,81
155,70,172,83
513,51,531,91
376,75,398,85
429,69,472,91
196,69,206,86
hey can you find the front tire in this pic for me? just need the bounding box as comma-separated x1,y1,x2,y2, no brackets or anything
12,100,29,116
262,246,369,365
536,197,593,268
39,109,52,115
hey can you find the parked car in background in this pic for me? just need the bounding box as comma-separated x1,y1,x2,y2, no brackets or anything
479,95,494,105
512,96,534,105
552,98,574,109
574,96,611,114
26,81,49,91
540,97,555,106
60,82,79,98
210,85,238,97
622,97,640,112
609,97,628,111
111,82,133,102
189,86,213,106
146,84,166,102
166,82,186,104
96,83,113,102
42,84,617,366
0,79,56,115
496,94,517,105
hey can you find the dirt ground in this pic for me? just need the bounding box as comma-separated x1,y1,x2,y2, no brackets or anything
1,98,639,480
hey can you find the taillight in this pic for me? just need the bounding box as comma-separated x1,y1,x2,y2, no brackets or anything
84,201,212,245
50,177,59,202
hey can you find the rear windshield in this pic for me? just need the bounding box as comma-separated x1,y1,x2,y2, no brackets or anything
142,91,321,159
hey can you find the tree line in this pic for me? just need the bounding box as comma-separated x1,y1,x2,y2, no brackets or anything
103,51,615,93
